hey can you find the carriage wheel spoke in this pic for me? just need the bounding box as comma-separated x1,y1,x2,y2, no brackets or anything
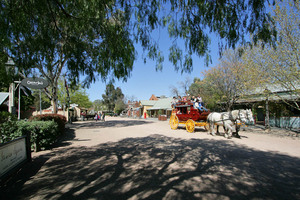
186,119,195,133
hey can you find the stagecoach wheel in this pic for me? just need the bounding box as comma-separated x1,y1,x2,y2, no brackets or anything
169,115,179,130
186,119,195,133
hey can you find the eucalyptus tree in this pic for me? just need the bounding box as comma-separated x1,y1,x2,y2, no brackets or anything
1,0,275,113
203,49,252,111
57,79,92,109
1,1,135,113
188,78,220,110
102,82,124,112
242,0,300,111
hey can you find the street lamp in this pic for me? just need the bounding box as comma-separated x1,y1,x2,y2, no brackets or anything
5,58,17,116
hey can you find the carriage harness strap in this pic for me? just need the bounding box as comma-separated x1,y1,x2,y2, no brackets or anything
220,110,242,126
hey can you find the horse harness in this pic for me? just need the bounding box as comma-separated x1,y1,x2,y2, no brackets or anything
220,110,243,126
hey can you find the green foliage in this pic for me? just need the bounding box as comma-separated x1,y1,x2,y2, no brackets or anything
93,99,105,112
69,88,92,108
188,78,220,110
0,112,18,143
158,110,163,115
1,0,275,113
15,120,58,150
0,55,20,92
29,114,67,135
114,98,126,115
0,112,64,150
32,89,51,111
0,111,16,124
241,0,300,111
102,82,124,112
0,119,59,151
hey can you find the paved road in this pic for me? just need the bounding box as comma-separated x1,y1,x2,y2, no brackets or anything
2,117,300,200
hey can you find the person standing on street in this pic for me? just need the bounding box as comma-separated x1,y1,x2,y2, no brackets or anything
102,113,106,121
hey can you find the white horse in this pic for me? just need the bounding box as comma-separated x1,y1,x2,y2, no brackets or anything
207,110,247,139
242,109,254,124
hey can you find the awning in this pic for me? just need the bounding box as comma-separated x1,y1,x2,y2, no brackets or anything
0,92,9,105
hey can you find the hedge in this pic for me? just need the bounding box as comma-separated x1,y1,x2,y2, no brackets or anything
1,112,66,151
1,120,59,151
29,114,67,135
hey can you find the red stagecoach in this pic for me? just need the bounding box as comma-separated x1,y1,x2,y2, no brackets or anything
169,101,210,133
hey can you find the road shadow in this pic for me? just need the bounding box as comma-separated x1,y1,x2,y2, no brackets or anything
2,134,300,200
68,119,154,129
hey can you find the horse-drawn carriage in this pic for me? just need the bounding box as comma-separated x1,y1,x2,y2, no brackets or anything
169,100,254,138
169,101,210,133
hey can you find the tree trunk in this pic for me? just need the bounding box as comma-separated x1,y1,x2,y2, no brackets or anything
48,83,58,114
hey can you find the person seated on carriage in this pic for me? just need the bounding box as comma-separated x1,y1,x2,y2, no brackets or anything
195,95,208,112
191,95,197,108
171,96,178,108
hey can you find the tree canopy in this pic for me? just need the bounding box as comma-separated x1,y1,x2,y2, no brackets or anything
102,82,124,112
1,0,275,112
241,0,300,111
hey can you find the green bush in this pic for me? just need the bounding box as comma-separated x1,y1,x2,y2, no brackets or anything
29,114,67,134
0,111,16,124
0,111,18,143
15,120,58,151
1,119,59,151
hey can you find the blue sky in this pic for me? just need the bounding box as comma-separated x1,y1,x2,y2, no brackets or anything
86,28,220,102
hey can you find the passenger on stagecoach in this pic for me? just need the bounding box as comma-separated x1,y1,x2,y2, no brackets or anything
196,95,208,112
178,96,182,101
171,96,178,108
191,95,196,107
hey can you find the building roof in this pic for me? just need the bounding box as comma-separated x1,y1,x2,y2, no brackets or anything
247,83,300,95
236,92,299,104
234,83,300,104
140,100,157,106
149,94,159,100
0,92,9,105
148,97,173,111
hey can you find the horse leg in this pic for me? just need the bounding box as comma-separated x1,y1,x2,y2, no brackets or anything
210,122,216,136
224,123,233,139
235,124,241,138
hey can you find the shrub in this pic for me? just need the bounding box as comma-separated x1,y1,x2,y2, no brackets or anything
29,114,67,135
0,111,18,143
15,120,58,151
0,111,16,124
1,119,59,151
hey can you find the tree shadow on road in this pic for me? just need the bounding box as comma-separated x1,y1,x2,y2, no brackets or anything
2,134,300,200
68,119,154,129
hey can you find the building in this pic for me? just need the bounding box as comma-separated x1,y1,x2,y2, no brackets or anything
233,85,300,130
126,101,141,118
140,95,173,119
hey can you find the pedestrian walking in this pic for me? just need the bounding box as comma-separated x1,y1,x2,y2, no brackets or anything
94,113,98,122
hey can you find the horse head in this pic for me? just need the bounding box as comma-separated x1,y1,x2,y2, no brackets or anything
231,110,247,123
244,109,254,123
